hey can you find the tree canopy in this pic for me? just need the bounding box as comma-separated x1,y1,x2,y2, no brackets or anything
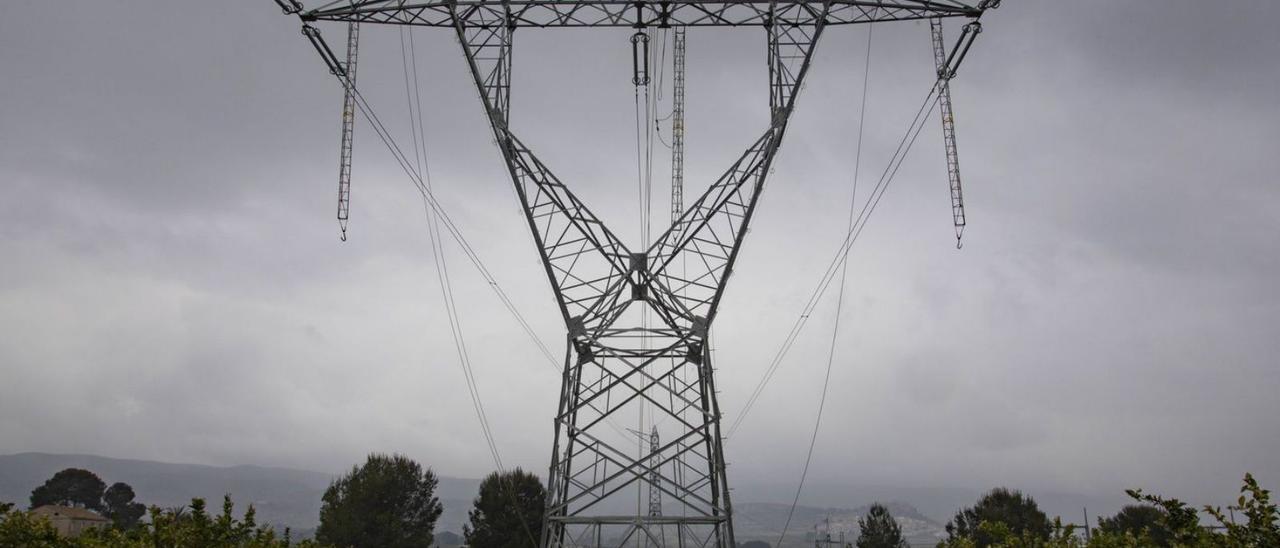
932,474,1279,548
463,468,545,548
945,488,1051,547
857,503,907,548
28,468,146,531
102,482,147,531
1097,505,1169,547
316,453,443,548
30,468,107,511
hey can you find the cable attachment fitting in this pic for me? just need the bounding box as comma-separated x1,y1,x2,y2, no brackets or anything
631,31,650,86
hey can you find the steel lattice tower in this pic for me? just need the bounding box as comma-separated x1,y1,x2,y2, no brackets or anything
279,1,998,546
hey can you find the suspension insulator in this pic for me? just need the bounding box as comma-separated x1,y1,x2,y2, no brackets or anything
631,31,650,86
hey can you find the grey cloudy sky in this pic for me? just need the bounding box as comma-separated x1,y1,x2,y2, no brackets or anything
2,0,1278,512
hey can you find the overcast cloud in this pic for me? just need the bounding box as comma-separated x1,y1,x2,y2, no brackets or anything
2,0,1278,513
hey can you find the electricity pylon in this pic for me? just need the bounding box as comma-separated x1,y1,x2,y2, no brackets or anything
279,2,998,546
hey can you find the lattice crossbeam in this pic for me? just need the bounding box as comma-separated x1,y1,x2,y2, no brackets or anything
305,0,980,28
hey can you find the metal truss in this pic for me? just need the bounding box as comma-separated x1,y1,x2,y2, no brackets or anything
447,7,832,544
336,21,359,241
669,27,686,224
303,0,982,28
285,1,995,546
930,16,981,247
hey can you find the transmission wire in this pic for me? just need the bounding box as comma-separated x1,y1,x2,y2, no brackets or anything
729,76,944,441
314,29,557,546
400,28,540,547
775,22,875,544
337,43,557,371
400,24,504,480
631,26,654,524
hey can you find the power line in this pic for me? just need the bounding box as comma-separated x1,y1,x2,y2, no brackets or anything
399,28,541,546
399,24,503,475
775,21,874,543
329,45,559,374
728,81,943,440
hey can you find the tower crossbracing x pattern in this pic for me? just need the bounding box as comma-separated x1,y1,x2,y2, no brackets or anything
278,1,999,546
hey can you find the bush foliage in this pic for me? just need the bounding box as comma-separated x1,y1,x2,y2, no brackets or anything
5,470,1273,548
0,495,322,548
937,474,1279,548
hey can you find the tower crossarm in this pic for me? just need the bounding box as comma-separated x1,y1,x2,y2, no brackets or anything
302,0,982,28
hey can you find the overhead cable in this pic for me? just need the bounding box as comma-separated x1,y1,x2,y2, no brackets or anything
729,81,944,440
775,22,875,543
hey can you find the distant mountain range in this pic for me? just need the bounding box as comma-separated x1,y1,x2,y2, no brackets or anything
1,452,1123,542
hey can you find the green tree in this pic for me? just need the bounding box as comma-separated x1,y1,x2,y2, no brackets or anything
102,483,146,531
857,503,907,548
463,468,545,548
316,453,443,548
30,469,107,511
1202,473,1280,547
1096,505,1169,547
945,488,1051,547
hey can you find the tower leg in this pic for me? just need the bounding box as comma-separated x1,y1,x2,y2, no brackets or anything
543,329,734,547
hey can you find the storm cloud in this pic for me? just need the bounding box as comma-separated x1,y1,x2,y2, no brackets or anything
2,0,1277,516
